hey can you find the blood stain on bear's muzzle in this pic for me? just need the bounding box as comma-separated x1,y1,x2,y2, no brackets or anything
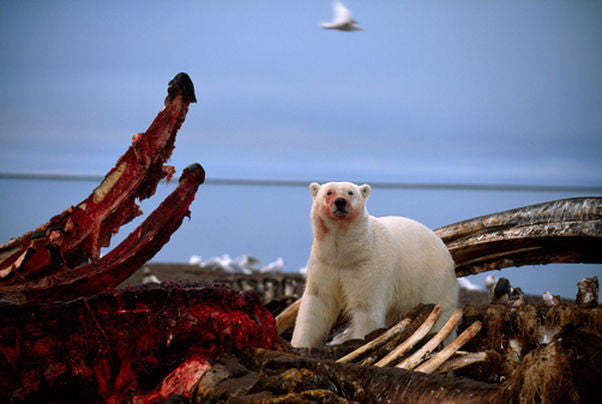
333,197,349,215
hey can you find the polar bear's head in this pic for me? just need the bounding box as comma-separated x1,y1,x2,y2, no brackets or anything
309,182,371,223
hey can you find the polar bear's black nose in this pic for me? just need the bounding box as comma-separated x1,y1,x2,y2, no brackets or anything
334,198,347,209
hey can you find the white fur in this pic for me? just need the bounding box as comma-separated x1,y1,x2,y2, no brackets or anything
291,181,458,348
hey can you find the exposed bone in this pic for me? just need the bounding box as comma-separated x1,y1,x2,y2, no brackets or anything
434,351,488,374
375,304,441,367
92,162,126,203
435,197,602,277
396,308,463,369
0,164,205,302
414,320,483,374
0,247,19,277
275,297,302,335
0,72,197,283
337,317,411,363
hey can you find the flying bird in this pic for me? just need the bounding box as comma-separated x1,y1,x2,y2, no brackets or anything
321,1,363,32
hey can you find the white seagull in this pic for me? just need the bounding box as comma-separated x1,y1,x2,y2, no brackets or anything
142,267,161,284
321,1,363,32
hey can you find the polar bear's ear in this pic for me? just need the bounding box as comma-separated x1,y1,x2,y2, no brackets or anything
309,182,321,198
360,184,371,199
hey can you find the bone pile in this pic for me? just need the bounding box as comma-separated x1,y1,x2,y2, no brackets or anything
277,301,486,374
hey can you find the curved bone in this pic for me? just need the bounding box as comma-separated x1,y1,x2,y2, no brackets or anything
434,351,488,374
0,164,205,302
275,297,302,335
0,73,197,284
414,320,483,374
435,197,602,277
375,304,441,367
396,308,463,370
337,317,411,363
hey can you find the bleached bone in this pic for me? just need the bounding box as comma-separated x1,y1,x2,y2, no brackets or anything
275,298,301,335
435,197,602,277
375,304,441,367
435,351,488,374
396,308,463,369
337,317,411,363
414,320,482,374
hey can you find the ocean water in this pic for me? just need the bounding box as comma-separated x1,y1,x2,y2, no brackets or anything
1,177,600,299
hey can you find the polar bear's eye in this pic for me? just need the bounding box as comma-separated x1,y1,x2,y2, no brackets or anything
348,191,354,196
326,191,332,196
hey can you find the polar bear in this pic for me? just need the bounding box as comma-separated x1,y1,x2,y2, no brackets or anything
291,181,458,348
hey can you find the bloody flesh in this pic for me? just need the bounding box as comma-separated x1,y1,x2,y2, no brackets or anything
0,164,205,303
0,73,280,403
0,73,197,285
0,283,277,402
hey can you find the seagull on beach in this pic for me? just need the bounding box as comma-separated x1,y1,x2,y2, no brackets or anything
321,1,363,32
142,267,161,284
260,257,285,273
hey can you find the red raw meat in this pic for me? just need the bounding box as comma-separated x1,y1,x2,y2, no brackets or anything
0,73,197,285
0,282,277,402
0,73,279,403
0,163,205,303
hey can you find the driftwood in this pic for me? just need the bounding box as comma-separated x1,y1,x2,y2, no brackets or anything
434,197,602,277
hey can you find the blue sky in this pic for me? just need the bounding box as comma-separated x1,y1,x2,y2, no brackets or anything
1,0,600,186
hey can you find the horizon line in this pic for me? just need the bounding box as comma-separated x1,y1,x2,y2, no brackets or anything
1,172,601,194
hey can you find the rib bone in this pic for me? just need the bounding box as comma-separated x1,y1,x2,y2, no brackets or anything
0,164,205,302
414,320,483,374
337,317,411,363
396,308,463,369
434,351,488,374
375,304,441,367
275,297,301,335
